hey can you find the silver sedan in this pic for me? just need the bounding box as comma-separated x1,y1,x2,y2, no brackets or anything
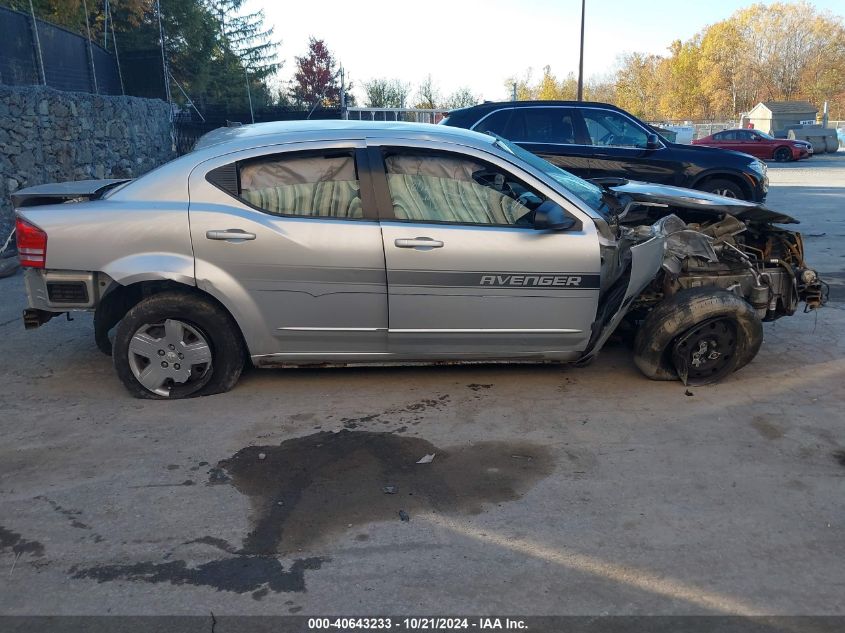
13,121,825,398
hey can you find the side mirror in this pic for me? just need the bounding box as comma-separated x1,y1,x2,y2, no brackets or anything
533,200,577,231
646,133,661,149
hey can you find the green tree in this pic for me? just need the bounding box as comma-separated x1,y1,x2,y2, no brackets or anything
363,78,410,108
413,74,441,109
444,87,479,109
206,0,278,83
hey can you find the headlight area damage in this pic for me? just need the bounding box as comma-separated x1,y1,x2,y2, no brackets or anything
581,186,828,385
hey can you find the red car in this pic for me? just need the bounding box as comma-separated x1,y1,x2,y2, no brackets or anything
692,129,812,162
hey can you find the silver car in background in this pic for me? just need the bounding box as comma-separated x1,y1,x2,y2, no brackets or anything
13,121,826,398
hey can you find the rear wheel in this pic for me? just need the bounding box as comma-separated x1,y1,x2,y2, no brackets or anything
113,292,245,399
700,178,744,199
633,288,763,385
774,146,792,162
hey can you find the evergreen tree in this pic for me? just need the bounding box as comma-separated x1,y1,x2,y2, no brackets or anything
205,0,278,83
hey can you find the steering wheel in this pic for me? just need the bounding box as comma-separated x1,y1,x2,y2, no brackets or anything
599,131,616,145
473,169,516,197
516,191,542,208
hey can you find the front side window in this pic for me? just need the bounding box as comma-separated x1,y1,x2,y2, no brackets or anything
583,109,649,148
382,149,544,226
238,150,362,218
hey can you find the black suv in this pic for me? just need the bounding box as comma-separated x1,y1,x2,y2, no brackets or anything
441,101,768,201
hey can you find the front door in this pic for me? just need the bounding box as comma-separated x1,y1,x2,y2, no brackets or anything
188,142,388,361
369,145,601,359
580,107,681,186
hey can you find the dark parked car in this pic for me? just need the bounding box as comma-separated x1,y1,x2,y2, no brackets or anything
692,128,812,162
441,101,769,201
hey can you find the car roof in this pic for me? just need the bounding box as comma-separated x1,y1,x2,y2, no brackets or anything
193,119,495,152
447,100,618,115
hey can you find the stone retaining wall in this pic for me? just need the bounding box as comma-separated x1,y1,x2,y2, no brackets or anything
0,86,175,236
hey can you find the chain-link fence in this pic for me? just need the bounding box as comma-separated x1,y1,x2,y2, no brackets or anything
173,106,345,155
0,6,121,95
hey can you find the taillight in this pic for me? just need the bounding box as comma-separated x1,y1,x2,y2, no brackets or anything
16,217,47,268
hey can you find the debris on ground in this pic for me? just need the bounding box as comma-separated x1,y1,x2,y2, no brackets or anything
399,510,410,522
685,390,695,397
382,485,398,494
258,453,266,460
207,468,231,485
416,453,436,464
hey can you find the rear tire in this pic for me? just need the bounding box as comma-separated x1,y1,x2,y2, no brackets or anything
700,178,744,200
112,292,245,399
633,288,763,385
774,146,792,162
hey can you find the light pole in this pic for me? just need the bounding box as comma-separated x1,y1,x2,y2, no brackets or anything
577,0,585,101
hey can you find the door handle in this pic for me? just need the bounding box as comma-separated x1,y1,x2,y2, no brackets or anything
394,237,444,249
206,229,256,241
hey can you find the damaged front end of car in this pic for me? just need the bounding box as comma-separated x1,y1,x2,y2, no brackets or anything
581,181,827,383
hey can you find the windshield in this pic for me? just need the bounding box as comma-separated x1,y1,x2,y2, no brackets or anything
491,135,606,212
755,131,775,140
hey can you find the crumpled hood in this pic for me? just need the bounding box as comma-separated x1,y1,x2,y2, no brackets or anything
611,180,798,225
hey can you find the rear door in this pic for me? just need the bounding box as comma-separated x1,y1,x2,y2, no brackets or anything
472,106,594,178
188,141,388,362
368,142,601,359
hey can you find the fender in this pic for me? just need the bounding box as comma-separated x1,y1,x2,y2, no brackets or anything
192,258,276,357
102,253,196,287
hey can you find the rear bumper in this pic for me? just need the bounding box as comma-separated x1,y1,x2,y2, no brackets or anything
23,268,102,312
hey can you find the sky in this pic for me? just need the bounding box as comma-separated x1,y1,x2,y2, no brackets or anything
257,0,845,104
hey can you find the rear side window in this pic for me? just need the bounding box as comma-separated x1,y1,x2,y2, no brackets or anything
474,108,577,145
503,108,578,144
715,130,736,141
237,150,362,219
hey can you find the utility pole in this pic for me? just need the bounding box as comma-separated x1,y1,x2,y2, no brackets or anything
577,0,585,101
340,66,347,120
103,0,109,49
512,82,517,101
245,69,255,124
155,0,172,107
27,0,46,85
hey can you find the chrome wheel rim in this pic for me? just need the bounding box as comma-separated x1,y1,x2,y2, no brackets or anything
712,188,737,198
127,319,212,397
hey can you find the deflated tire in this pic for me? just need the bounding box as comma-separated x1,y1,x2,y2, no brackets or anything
633,287,763,385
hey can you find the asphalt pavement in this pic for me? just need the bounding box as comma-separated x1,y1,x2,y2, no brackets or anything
0,152,843,618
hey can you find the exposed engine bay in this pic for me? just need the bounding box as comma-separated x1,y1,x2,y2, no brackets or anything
602,180,828,320
581,180,828,384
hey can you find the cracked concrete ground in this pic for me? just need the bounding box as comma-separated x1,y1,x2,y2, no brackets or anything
0,153,843,616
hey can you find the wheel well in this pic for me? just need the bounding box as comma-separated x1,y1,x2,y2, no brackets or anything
774,145,791,155
694,173,751,199
94,280,247,357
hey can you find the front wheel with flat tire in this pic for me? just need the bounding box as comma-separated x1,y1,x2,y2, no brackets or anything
633,287,763,385
112,292,245,399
